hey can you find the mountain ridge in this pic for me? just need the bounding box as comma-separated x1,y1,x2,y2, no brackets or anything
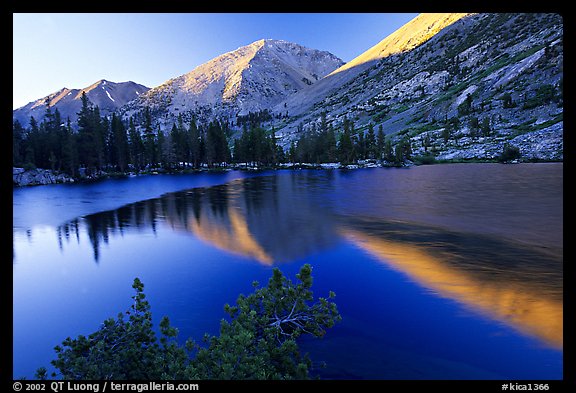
13,13,563,169
13,79,150,127
274,12,563,162
119,38,344,128
329,13,471,76
274,13,473,131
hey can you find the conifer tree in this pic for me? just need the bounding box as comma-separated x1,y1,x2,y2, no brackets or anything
142,107,157,167
376,124,385,160
46,265,341,380
61,118,78,176
110,113,129,172
128,117,144,171
366,123,376,159
13,119,25,166
188,119,201,168
337,118,354,164
77,92,99,172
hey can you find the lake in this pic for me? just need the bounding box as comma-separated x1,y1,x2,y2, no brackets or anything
13,163,563,379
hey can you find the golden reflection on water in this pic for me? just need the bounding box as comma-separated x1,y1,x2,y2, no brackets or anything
163,177,337,265
56,172,563,351
168,183,563,349
341,222,563,350
186,202,274,265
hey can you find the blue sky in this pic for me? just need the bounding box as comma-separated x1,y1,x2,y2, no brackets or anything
13,13,418,109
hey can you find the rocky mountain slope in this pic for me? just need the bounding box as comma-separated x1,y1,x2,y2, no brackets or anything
13,13,563,164
275,13,470,120
275,13,563,161
13,79,149,128
120,39,344,130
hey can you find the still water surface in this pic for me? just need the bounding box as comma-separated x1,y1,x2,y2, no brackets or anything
13,164,563,379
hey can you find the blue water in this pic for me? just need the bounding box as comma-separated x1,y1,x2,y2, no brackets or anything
12,170,270,231
13,164,563,379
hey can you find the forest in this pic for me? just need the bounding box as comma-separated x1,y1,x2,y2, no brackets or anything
12,93,412,177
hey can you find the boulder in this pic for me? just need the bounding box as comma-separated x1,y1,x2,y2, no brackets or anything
13,168,75,187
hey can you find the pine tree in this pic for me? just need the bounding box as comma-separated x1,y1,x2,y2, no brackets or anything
110,113,129,172
376,124,385,160
325,123,337,162
337,118,355,164
24,117,39,167
365,123,376,159
355,130,366,160
170,115,187,167
288,141,297,163
269,127,279,165
156,130,167,168
234,124,248,164
42,105,65,172
77,92,99,172
94,107,108,169
61,118,78,176
13,119,25,166
142,107,156,168
205,121,230,166
188,119,201,168
45,266,341,380
383,138,393,162
394,138,412,162
53,109,68,172
128,117,144,171
169,123,182,167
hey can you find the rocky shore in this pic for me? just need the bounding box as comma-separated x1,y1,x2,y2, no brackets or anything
13,167,75,187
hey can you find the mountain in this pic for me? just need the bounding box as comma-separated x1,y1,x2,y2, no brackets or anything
275,13,470,120
120,39,344,130
331,13,470,76
275,13,563,161
13,80,150,128
165,177,337,265
13,13,563,170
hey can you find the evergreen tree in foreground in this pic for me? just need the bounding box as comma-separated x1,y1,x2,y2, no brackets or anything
46,264,341,380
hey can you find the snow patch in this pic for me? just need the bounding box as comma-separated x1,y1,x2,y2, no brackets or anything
105,90,115,102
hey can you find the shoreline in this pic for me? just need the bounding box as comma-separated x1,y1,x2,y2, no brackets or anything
12,158,563,188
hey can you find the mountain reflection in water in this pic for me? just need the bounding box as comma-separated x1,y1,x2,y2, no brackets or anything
341,218,562,350
57,175,338,264
55,173,562,351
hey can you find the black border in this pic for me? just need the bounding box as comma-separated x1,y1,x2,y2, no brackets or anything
7,4,572,390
